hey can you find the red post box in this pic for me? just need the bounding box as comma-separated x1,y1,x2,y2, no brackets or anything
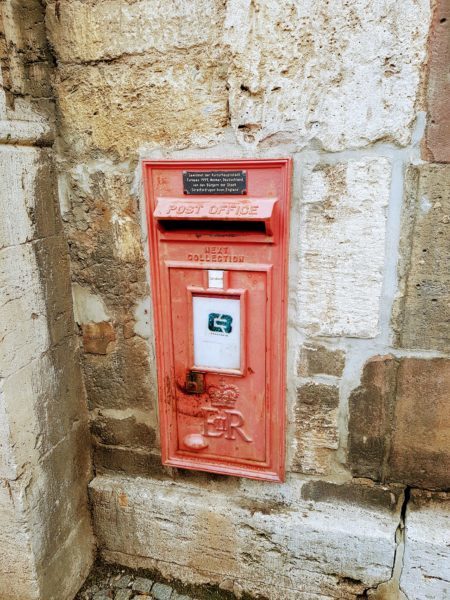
143,159,291,481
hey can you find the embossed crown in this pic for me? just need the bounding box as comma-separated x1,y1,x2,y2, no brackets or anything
207,383,240,408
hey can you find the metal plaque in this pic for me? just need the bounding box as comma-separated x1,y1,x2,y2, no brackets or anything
183,171,247,195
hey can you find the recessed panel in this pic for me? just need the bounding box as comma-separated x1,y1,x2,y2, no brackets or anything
193,296,240,370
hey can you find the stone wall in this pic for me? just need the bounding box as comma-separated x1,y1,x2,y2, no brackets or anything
0,1,95,598
3,0,444,598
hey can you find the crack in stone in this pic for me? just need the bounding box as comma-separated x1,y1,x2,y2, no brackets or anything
359,486,411,599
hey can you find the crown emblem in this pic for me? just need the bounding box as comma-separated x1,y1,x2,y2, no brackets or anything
207,381,240,408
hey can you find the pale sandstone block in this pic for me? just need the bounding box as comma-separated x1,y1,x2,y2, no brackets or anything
0,339,85,477
23,424,93,574
0,244,49,377
298,158,390,337
0,482,39,600
400,491,450,600
46,0,225,62
47,1,430,153
224,0,431,149
55,59,228,158
90,475,399,599
292,383,339,475
0,146,58,248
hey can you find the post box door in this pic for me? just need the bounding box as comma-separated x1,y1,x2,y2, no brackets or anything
168,265,270,464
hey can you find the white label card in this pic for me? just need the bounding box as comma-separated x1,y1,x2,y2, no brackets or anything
208,270,224,289
193,296,240,370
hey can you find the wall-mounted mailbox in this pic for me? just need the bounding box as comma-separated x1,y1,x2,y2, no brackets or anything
143,159,291,481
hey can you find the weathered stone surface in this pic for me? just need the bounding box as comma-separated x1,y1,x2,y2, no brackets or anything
55,59,228,159
0,0,55,143
292,383,339,475
56,161,157,449
83,336,155,411
348,356,450,489
224,0,430,150
298,159,391,337
400,491,450,599
394,165,450,351
298,344,345,377
423,0,450,162
91,409,156,449
301,480,402,513
348,356,397,481
0,146,59,248
389,358,450,489
46,0,225,63
47,0,430,153
90,475,399,600
1,338,84,475
82,321,117,354
0,480,38,600
94,444,163,477
0,242,49,378
0,12,95,589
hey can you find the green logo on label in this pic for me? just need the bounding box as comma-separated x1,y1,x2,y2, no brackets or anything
208,313,233,334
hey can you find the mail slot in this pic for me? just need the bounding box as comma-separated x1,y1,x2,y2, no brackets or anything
143,159,291,481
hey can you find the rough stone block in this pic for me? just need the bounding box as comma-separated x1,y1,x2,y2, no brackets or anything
1,338,85,476
55,59,228,159
82,321,117,354
24,423,93,571
46,0,225,63
400,491,450,599
0,481,38,600
300,480,402,513
394,165,450,351
0,146,59,248
298,159,390,337
389,358,450,489
423,0,450,162
38,515,94,600
90,409,156,450
348,355,397,481
83,336,155,411
90,475,399,599
93,444,163,477
47,0,430,154
224,0,430,150
348,356,450,489
34,235,75,345
292,383,339,475
298,344,345,377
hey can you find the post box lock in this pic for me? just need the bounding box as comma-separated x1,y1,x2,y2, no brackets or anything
184,370,205,394
144,159,291,481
